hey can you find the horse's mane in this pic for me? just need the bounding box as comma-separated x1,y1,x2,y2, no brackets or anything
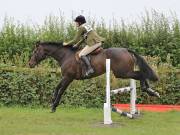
37,41,75,51
38,41,64,47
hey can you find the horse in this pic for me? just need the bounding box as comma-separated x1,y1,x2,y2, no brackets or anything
28,41,160,112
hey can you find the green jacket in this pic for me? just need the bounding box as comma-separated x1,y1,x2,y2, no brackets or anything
66,24,104,46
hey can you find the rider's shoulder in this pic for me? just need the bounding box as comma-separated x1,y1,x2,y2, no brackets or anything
80,23,93,33
78,25,86,31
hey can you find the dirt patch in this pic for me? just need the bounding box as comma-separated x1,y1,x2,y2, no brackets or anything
92,121,125,128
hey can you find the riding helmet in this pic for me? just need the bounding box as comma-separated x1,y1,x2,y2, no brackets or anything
74,15,86,24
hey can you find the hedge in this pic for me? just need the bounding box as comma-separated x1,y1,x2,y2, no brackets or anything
0,65,179,107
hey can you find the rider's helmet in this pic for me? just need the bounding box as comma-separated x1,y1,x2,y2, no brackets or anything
74,15,86,25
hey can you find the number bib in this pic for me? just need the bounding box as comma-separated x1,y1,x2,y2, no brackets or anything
82,24,93,33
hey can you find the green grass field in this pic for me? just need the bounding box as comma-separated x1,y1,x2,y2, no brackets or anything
0,107,179,135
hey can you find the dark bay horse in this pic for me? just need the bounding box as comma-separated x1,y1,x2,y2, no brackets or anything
29,41,160,112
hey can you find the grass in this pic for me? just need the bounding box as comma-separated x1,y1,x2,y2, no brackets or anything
0,107,179,135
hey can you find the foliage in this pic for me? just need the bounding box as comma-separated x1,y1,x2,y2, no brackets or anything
0,10,179,67
0,65,179,107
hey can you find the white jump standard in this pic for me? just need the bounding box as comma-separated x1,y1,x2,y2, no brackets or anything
104,59,113,124
104,59,139,125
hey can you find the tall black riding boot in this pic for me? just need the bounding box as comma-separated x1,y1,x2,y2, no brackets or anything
81,56,94,76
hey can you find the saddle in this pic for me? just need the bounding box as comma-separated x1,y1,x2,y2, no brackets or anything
75,47,103,61
75,47,103,79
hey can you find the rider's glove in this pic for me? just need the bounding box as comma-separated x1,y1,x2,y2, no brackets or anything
73,44,78,48
63,42,68,46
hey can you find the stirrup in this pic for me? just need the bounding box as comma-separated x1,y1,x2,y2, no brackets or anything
85,68,94,77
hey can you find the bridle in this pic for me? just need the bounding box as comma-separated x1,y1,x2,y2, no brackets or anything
32,47,47,63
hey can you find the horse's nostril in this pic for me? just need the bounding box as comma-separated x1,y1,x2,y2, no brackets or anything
28,62,33,68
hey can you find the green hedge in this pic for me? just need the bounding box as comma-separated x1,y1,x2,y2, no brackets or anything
0,66,179,107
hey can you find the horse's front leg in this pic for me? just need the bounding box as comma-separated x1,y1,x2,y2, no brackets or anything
51,76,73,113
52,82,62,103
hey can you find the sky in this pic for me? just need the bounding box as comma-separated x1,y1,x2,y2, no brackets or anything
0,0,179,25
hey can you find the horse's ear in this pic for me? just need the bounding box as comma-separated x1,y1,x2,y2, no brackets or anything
36,41,41,47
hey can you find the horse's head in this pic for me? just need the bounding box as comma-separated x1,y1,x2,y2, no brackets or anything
28,41,47,68
29,41,76,68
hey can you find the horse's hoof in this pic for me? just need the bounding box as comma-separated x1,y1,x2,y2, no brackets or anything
50,105,56,113
51,108,56,113
154,92,160,98
147,88,160,98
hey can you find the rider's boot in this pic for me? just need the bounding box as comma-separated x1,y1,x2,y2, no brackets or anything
81,56,94,76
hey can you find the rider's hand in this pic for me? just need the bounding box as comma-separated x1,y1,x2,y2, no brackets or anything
63,42,68,46
73,44,78,48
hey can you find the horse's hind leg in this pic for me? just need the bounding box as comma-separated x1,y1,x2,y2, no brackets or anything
124,71,144,80
143,80,160,97
116,70,147,89
119,71,160,98
129,71,160,98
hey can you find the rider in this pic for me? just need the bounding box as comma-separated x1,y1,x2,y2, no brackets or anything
63,15,104,76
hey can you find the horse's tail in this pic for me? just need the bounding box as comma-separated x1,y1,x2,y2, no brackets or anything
128,49,159,81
